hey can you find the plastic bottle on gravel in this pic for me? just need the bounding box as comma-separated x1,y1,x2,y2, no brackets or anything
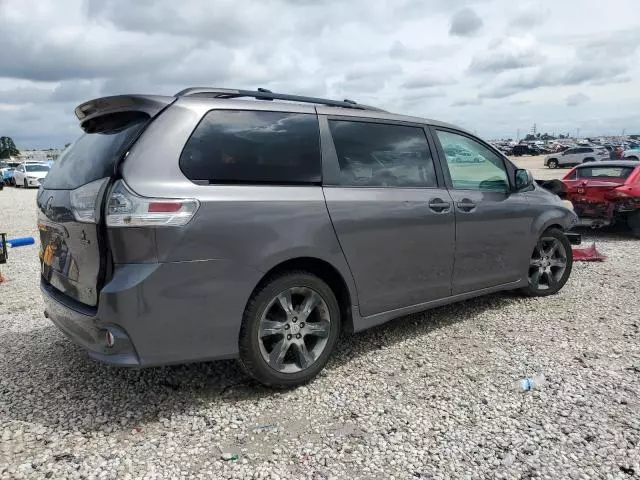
516,374,545,392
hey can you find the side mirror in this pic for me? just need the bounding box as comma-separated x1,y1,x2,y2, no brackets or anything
515,168,534,191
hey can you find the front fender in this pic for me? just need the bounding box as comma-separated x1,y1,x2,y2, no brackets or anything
530,206,579,246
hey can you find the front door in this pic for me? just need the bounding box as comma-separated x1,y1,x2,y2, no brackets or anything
432,129,533,295
321,117,455,317
560,148,579,166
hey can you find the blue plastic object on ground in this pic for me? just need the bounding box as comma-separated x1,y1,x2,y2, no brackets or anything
7,237,35,248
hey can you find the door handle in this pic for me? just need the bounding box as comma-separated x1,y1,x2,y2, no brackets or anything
456,199,476,212
428,198,451,213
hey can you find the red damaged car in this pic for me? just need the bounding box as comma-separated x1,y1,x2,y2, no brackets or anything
561,161,640,236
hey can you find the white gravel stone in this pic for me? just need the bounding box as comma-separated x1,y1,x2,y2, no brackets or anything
1,186,639,479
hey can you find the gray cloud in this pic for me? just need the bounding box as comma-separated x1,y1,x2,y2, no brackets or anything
51,81,102,103
449,8,483,37
402,73,452,89
389,41,459,61
84,0,433,42
576,28,640,61
481,61,629,98
566,93,590,107
508,6,550,31
452,98,482,107
345,63,403,82
468,50,544,74
0,87,52,104
0,25,196,82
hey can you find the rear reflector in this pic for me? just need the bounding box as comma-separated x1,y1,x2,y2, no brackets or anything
148,202,183,213
105,330,115,348
106,180,199,227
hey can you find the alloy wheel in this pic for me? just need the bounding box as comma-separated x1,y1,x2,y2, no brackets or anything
528,237,568,290
258,287,331,374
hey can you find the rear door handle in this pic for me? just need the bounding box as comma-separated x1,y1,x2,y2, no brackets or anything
428,198,451,213
456,199,476,212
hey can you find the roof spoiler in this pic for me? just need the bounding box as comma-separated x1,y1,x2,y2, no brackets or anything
74,95,175,133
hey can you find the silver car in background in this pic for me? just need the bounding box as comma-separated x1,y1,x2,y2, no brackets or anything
39,87,580,387
544,146,609,168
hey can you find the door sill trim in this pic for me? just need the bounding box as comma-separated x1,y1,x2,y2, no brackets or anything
352,279,524,333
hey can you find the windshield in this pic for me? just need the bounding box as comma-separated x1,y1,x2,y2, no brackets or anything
577,167,634,179
25,164,50,172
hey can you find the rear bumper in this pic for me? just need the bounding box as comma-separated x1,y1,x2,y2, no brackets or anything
41,281,141,366
42,259,261,367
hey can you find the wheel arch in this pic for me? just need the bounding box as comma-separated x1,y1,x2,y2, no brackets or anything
250,256,356,333
530,209,575,248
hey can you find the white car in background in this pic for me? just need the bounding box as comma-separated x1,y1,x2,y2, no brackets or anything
622,148,640,161
12,163,50,188
543,146,609,169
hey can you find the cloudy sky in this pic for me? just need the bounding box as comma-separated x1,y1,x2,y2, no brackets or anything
1,0,639,148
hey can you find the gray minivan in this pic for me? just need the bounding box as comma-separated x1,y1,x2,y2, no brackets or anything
39,88,580,387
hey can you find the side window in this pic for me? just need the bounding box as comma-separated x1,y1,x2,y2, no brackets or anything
435,130,509,192
179,110,321,184
328,120,437,187
564,149,574,155
566,170,578,180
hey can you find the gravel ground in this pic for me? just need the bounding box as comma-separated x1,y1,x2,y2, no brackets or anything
1,186,639,480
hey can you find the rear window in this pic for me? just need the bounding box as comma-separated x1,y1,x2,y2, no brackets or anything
43,113,148,190
179,110,321,185
577,167,634,179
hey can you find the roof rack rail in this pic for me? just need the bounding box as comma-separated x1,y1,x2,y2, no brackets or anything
173,87,386,112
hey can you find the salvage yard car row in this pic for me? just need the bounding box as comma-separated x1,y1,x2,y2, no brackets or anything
0,161,50,188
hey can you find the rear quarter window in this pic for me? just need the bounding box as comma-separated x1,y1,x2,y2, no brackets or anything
179,110,321,185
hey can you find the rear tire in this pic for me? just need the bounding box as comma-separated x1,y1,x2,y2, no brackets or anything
626,156,639,161
520,228,573,297
582,157,595,163
238,271,341,388
547,159,559,169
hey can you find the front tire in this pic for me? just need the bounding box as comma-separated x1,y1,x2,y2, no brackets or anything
239,272,341,388
547,159,559,169
24,179,28,188
520,228,573,297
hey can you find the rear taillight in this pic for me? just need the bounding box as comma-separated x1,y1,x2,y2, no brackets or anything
106,180,199,227
70,177,109,223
